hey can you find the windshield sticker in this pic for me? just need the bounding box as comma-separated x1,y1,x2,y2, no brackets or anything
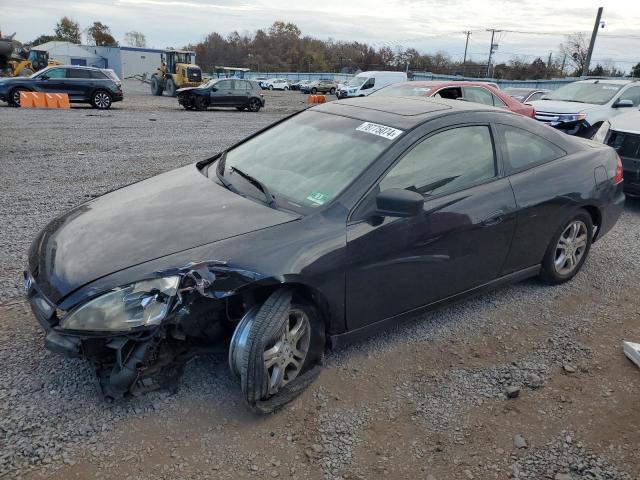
307,191,329,205
356,122,404,140
602,86,620,90
414,87,431,93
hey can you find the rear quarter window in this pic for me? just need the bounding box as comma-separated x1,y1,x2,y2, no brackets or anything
90,70,108,80
498,124,566,173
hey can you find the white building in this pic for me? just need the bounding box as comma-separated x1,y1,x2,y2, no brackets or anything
34,41,105,68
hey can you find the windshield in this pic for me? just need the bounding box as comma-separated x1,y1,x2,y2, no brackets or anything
29,67,50,78
370,85,432,97
219,111,397,212
545,82,623,105
344,76,367,87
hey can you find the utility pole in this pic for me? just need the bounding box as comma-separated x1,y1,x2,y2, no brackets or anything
583,6,603,76
462,31,472,64
547,52,553,78
560,54,567,75
486,29,501,78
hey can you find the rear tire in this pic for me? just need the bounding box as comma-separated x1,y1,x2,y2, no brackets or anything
8,87,27,107
329,87,336,95
150,75,162,96
247,98,261,112
91,90,112,110
539,210,593,284
229,289,324,413
165,78,177,97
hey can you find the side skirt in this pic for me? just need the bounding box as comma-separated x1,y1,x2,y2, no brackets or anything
329,265,541,349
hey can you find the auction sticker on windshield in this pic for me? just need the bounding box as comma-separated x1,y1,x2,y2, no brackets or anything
356,122,404,140
307,191,329,205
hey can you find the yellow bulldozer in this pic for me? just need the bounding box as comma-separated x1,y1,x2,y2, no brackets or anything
150,49,204,97
0,33,60,77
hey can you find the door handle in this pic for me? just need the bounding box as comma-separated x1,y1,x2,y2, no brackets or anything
481,210,505,226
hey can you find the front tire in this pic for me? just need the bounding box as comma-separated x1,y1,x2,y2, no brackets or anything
150,75,162,96
8,87,28,107
193,96,208,111
229,289,324,413
268,85,274,90
91,90,112,110
165,78,177,97
311,87,317,94
539,210,593,284
329,87,336,95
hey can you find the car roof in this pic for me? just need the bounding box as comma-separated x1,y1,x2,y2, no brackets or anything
391,80,501,90
48,65,106,71
313,96,502,130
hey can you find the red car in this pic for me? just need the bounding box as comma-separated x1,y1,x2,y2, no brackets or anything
371,81,535,118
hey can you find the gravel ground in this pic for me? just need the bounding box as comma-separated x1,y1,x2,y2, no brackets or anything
0,83,639,479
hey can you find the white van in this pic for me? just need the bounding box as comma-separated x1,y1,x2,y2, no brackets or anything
337,71,407,99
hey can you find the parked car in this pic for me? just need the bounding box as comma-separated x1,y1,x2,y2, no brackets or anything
503,87,550,104
262,78,290,91
176,78,265,111
593,107,640,196
301,79,338,94
25,96,623,412
336,71,407,98
290,80,311,91
528,79,640,137
371,81,535,117
0,65,123,109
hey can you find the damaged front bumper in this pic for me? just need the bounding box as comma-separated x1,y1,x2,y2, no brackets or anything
24,261,263,399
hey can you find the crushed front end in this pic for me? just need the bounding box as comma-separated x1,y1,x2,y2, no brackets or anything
24,263,255,400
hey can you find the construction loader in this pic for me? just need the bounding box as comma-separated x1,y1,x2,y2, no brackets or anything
0,33,59,77
150,49,203,97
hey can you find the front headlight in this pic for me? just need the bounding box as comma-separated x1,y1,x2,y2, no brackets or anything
558,113,587,122
60,276,180,332
592,120,610,143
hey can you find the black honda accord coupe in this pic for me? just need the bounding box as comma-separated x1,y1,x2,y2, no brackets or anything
24,97,624,412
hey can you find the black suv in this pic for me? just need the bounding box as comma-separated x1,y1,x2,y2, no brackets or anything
0,65,123,109
177,78,265,112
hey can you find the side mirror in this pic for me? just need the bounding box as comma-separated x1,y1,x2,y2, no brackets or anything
613,99,634,108
375,188,424,218
540,95,548,100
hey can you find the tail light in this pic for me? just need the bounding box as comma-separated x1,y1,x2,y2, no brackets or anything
614,154,624,184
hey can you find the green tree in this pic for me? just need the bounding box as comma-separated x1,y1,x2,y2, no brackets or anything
86,22,118,47
631,62,640,78
30,34,56,46
54,16,81,43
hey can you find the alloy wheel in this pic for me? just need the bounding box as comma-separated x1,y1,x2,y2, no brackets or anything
93,92,111,109
554,220,588,275
262,309,311,395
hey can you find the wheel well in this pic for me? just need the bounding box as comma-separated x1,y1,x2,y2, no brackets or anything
247,282,332,337
582,205,602,241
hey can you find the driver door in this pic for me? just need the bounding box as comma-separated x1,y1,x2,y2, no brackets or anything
210,79,234,106
35,67,68,94
345,124,517,331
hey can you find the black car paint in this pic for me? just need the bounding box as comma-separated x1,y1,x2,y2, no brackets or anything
176,79,264,110
0,66,123,106
25,98,624,393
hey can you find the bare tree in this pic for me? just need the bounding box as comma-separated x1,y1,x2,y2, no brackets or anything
559,33,588,75
124,31,147,48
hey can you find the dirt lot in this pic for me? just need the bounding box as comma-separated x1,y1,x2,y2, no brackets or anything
1,82,639,480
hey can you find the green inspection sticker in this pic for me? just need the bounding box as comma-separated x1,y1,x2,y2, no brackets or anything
306,191,329,205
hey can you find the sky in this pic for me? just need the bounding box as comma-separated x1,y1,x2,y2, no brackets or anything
1,0,639,71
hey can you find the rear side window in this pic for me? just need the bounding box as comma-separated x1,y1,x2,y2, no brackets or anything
499,125,565,172
68,69,92,78
462,87,494,106
380,125,496,197
90,70,108,79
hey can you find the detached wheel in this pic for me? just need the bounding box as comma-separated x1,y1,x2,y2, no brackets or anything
165,78,177,97
247,98,261,112
229,289,324,413
9,87,27,107
150,75,162,96
91,90,112,110
539,210,593,284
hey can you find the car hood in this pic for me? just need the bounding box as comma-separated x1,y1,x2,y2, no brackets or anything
609,109,640,134
176,86,204,94
528,99,599,114
28,163,297,304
